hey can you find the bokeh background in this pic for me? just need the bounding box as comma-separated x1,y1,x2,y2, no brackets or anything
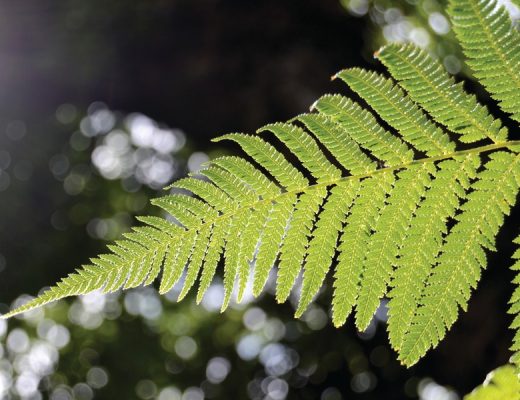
0,1,519,399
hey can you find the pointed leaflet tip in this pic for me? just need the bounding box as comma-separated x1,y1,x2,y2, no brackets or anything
309,100,319,112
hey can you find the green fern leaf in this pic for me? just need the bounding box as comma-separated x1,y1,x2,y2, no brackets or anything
387,154,480,350
400,152,520,366
314,94,414,166
377,44,508,143
509,235,520,374
450,0,520,122
214,133,307,190
336,68,456,156
252,194,297,296
196,219,229,303
178,224,212,301
297,113,377,175
464,365,520,400
355,164,433,330
276,186,328,303
4,0,520,376
331,172,394,327
259,123,342,182
210,156,280,197
295,180,358,317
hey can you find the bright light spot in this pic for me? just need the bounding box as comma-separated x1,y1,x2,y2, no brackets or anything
158,386,182,400
90,109,116,134
27,341,59,375
345,0,369,16
201,283,224,312
51,386,73,400
106,130,131,153
73,383,94,400
127,114,156,147
0,370,12,398
92,145,122,179
418,379,459,400
243,307,266,331
152,129,177,154
182,387,204,400
46,325,70,349
86,367,109,389
266,378,288,400
263,318,286,341
410,27,430,47
429,12,450,35
304,306,328,330
7,329,30,353
124,289,162,320
175,336,197,360
68,298,105,330
81,291,106,314
206,357,231,384
15,372,39,397
187,152,209,173
321,387,342,400
236,334,264,361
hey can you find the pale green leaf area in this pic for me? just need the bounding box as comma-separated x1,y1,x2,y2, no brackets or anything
4,0,520,372
464,365,520,400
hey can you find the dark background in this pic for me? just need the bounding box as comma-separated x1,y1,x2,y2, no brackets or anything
0,1,517,399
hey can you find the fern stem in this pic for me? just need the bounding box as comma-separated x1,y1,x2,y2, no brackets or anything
198,140,520,227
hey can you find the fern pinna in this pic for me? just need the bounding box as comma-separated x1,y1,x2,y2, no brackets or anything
4,0,520,370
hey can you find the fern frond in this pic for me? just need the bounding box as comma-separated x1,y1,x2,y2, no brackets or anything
276,186,328,303
297,113,377,175
387,154,480,350
210,156,280,197
295,180,359,317
314,95,414,166
199,167,258,204
214,133,308,190
172,177,237,212
331,172,394,327
196,219,229,303
400,152,520,366
259,123,342,182
336,68,456,156
464,365,520,400
450,0,520,122
355,163,433,330
5,4,520,375
252,194,297,296
508,235,520,374
178,224,212,301
377,44,508,143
